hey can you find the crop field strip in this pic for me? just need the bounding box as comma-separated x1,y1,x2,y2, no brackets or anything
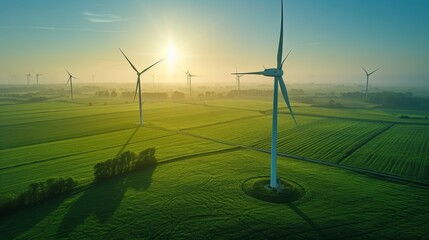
0,102,261,150
342,125,429,179
143,122,429,187
193,99,429,125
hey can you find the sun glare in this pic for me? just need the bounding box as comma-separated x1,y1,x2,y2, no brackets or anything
166,43,178,72
167,45,177,61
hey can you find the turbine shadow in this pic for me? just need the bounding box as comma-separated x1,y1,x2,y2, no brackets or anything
286,203,327,239
116,126,140,156
56,165,156,238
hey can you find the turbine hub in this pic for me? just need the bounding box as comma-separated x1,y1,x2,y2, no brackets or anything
263,68,283,77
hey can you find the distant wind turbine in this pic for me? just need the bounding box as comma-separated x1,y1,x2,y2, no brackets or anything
185,70,190,88
235,69,244,97
36,73,43,85
185,70,198,99
232,0,297,190
362,66,380,100
119,48,163,126
65,69,77,101
25,73,31,86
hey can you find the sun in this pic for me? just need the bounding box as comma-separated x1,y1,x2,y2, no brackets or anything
165,43,178,72
166,44,177,62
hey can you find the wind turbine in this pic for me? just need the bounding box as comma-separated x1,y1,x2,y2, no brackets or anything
65,69,77,101
36,73,43,85
25,73,31,86
232,0,297,190
119,48,163,126
185,70,198,99
185,70,190,88
235,69,244,97
362,66,380,100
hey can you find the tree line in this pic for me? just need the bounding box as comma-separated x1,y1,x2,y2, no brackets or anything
0,177,78,216
94,148,157,182
0,148,157,216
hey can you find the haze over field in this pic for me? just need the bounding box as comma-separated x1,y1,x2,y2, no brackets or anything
0,0,428,89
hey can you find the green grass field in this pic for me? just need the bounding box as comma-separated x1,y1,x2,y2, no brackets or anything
1,96,428,239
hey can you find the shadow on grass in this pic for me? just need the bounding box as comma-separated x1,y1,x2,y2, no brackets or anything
117,127,140,156
56,165,156,238
287,203,327,239
0,196,67,239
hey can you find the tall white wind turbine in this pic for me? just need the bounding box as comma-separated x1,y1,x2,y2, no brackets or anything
185,70,198,99
119,48,163,127
232,0,297,189
65,69,77,101
235,69,244,97
25,73,31,86
36,73,43,85
362,66,380,100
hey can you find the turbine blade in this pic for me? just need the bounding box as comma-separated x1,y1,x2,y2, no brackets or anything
277,0,284,69
369,67,380,75
140,58,164,74
362,66,369,75
66,77,71,85
281,49,292,68
133,79,139,103
231,71,264,75
65,68,72,77
119,48,139,73
278,76,298,127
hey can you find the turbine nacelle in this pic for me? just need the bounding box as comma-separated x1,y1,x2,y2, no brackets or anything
263,68,283,77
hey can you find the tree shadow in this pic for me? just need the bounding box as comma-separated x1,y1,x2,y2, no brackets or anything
286,203,327,239
117,127,140,156
126,165,157,191
0,196,67,239
56,165,156,238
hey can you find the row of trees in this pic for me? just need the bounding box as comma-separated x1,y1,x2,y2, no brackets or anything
95,90,118,97
341,91,429,108
94,148,157,181
0,177,78,215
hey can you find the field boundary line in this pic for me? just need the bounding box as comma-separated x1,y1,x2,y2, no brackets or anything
177,101,429,126
0,134,175,171
0,109,137,128
337,124,395,164
178,114,265,131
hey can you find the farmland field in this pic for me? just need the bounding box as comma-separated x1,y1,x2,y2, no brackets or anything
1,150,429,239
343,125,429,180
1,97,429,239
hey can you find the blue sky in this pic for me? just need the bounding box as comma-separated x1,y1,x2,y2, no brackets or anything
0,0,428,89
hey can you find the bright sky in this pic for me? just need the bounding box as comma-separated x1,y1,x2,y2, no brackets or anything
0,0,428,88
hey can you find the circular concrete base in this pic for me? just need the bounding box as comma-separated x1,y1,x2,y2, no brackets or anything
242,176,305,203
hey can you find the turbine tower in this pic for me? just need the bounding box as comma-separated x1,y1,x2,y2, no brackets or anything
362,67,380,100
119,48,163,127
185,70,198,99
235,69,244,97
25,73,31,86
185,70,190,88
36,73,43,85
232,0,297,189
65,69,77,101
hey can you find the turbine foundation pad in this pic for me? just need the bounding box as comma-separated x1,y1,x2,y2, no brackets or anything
242,176,305,203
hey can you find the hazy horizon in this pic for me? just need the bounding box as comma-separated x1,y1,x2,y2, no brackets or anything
1,0,428,88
